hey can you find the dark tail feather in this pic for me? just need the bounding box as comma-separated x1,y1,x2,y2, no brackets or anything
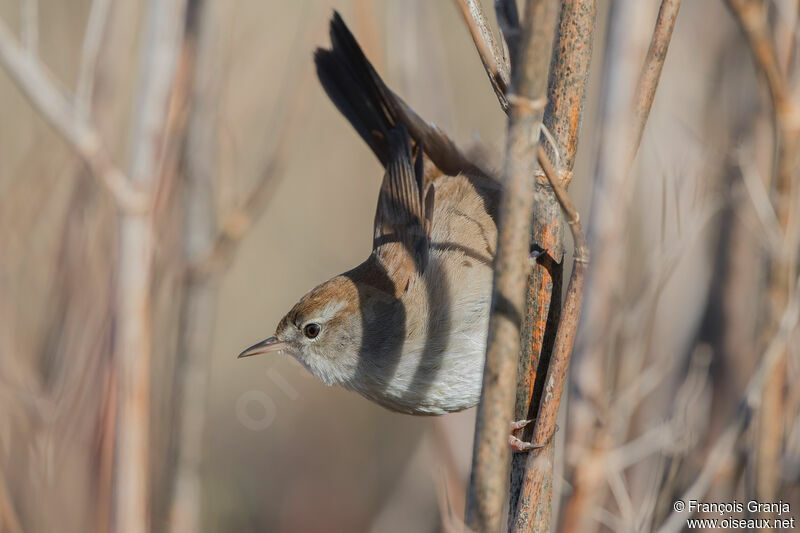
315,12,470,176
315,12,398,165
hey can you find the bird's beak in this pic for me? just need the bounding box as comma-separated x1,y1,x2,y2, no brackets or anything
237,337,289,359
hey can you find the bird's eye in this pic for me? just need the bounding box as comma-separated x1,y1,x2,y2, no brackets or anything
303,323,321,339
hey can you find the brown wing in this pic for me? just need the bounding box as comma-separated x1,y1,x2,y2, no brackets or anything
373,126,433,292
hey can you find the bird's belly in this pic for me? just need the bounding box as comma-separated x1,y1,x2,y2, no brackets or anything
360,292,491,415
385,248,492,414
344,224,495,415
407,333,487,414
363,335,487,415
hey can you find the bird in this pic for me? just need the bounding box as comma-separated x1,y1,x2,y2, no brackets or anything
238,12,503,417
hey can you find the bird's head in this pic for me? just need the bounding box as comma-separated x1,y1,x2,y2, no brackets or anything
238,272,401,386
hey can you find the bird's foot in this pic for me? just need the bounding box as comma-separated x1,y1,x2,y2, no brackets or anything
509,419,543,453
510,419,534,431
509,435,545,453
529,247,548,270
509,422,560,453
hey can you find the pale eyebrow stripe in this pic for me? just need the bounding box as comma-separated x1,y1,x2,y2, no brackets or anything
304,299,347,325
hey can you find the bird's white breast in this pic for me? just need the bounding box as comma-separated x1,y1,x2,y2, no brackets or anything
356,174,496,414
326,173,497,414
349,236,494,414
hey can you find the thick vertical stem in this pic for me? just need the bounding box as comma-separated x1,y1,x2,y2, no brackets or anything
115,216,155,533
114,1,187,532
466,1,559,531
509,2,596,531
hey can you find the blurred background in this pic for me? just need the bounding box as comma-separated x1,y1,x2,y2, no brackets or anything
1,0,798,532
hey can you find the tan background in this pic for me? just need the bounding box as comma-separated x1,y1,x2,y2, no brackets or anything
0,0,776,532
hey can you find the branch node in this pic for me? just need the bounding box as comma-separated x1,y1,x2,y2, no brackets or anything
507,93,546,115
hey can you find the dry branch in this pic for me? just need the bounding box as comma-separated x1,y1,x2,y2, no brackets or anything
454,0,510,111
187,46,311,281
170,7,312,531
656,276,800,533
630,0,682,161
726,0,795,117
512,147,588,533
560,2,681,529
0,16,147,212
114,1,188,531
76,0,113,121
465,1,559,531
166,5,218,532
537,147,587,264
725,0,800,511
509,2,596,531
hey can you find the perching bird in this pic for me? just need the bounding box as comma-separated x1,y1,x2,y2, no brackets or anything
238,12,502,416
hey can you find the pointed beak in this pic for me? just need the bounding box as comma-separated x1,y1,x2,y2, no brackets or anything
237,337,289,359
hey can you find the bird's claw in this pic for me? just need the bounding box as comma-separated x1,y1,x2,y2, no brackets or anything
509,434,544,453
509,422,560,452
510,419,534,430
509,419,542,452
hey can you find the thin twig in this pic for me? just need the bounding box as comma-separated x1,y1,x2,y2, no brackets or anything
187,161,279,280
561,1,655,529
187,53,312,281
725,0,800,510
726,0,794,117
0,16,147,212
21,0,38,56
630,0,682,161
454,0,510,111
76,0,113,121
656,277,800,533
465,1,559,531
537,146,587,260
736,148,784,253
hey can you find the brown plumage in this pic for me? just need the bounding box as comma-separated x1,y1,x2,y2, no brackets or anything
239,12,500,415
